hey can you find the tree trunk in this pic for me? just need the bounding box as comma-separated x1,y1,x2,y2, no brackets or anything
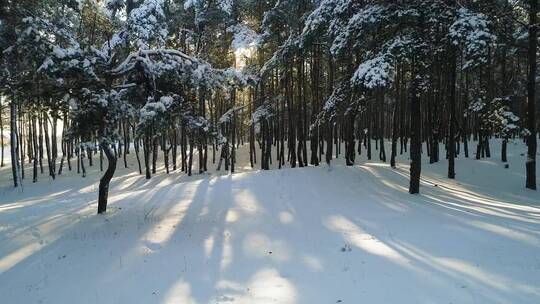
448,45,457,179
144,134,151,179
390,98,399,168
97,143,117,214
123,121,129,168
152,137,158,174
409,71,422,194
379,90,387,162
10,94,19,187
188,138,194,176
134,129,143,174
502,139,508,163
526,0,537,190
43,113,55,180
0,97,4,167
32,117,38,182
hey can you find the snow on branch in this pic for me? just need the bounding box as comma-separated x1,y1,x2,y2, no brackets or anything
219,105,246,125
110,49,196,75
352,54,394,89
449,8,496,70
228,24,261,57
260,35,298,77
128,0,168,49
331,4,387,56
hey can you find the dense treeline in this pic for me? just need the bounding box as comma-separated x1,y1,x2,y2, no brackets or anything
0,0,537,214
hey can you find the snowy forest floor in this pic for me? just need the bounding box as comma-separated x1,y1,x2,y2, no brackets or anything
0,139,539,303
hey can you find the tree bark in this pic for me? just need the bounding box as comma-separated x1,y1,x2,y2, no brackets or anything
448,45,457,179
0,97,4,167
97,143,117,214
10,94,19,187
409,72,422,194
526,0,537,190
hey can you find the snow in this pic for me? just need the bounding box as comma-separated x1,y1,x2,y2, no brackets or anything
37,57,54,72
449,8,496,70
228,24,260,60
140,100,167,122
330,4,386,56
251,104,273,124
52,46,67,59
184,0,197,10
219,106,245,125
160,96,174,107
352,55,393,89
0,140,539,303
128,0,168,49
218,0,234,15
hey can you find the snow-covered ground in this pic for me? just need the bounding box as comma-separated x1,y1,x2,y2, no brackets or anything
0,140,539,303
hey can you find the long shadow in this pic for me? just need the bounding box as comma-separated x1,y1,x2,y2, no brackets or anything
156,174,233,303
350,165,540,243
0,175,205,302
1,140,538,303
320,206,539,303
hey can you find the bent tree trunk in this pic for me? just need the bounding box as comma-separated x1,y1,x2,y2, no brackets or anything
98,143,117,214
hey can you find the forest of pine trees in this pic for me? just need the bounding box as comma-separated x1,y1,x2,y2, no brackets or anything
0,0,538,214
